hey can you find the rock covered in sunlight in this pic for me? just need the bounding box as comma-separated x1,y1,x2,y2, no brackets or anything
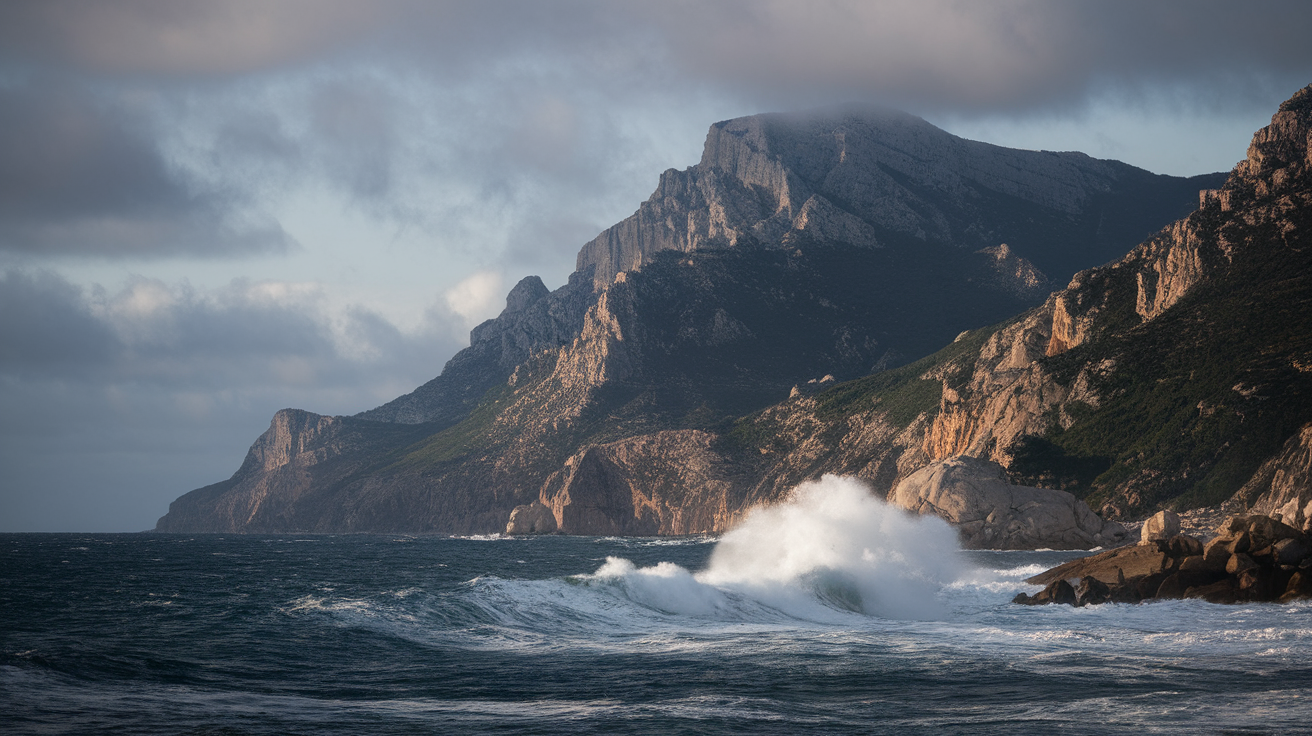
889,456,1129,550
1015,513,1312,606
1139,510,1181,543
505,502,558,535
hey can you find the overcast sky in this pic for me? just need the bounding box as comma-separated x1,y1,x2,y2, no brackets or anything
2,1,1311,532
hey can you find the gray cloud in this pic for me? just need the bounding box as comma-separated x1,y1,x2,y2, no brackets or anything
0,79,295,257
0,268,471,530
0,270,115,370
4,1,1309,113
0,269,464,389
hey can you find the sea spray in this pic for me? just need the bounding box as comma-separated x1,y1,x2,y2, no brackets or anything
699,475,963,619
587,475,966,621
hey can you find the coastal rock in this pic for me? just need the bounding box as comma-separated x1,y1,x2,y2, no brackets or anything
504,502,557,535
1018,513,1312,606
1231,422,1312,530
1140,510,1181,543
156,97,1234,535
919,84,1312,521
888,455,1128,550
538,430,742,535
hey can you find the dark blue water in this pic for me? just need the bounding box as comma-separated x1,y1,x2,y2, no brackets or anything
3,531,1311,735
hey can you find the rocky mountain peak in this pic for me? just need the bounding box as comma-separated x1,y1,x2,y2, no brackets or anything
1278,83,1312,114
504,275,549,313
576,106,1219,289
1232,83,1312,187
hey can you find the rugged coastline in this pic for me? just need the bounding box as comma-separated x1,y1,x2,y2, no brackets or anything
157,86,1312,542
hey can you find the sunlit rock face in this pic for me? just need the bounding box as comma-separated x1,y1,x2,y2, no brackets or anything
577,106,1217,290
1233,423,1312,532
889,456,1128,550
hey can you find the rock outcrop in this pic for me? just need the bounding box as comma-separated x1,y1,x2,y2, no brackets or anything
1017,514,1312,605
358,271,598,425
1230,422,1312,529
577,107,1218,289
537,430,743,535
888,456,1127,549
1139,510,1181,543
895,83,1312,518
504,502,557,535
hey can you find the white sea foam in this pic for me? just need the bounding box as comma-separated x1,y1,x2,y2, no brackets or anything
699,475,963,619
571,475,966,622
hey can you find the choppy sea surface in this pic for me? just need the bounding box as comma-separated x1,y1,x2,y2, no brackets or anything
4,482,1312,735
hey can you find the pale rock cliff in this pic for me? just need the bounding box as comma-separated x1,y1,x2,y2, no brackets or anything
1233,422,1312,530
359,270,597,425
538,430,742,535
576,107,1215,289
155,409,415,533
889,456,1129,550
925,86,1312,476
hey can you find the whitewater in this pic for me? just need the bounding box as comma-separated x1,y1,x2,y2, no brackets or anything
4,476,1311,734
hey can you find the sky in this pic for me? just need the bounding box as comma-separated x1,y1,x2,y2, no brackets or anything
2,1,1311,532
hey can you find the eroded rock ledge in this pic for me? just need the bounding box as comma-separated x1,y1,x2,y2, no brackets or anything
1016,513,1312,606
889,456,1128,550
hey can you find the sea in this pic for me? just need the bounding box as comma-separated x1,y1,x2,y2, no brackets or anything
4,477,1311,735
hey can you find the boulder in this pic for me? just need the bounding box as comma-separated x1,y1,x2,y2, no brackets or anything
1281,571,1312,601
1140,510,1181,544
1014,578,1076,606
504,502,558,535
1026,542,1173,587
1274,537,1311,566
889,456,1128,550
1019,513,1312,606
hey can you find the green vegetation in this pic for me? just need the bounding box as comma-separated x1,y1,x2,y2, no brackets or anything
391,381,520,468
1031,206,1312,511
814,322,1003,427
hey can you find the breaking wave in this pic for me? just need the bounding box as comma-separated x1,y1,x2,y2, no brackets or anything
567,475,966,623
298,476,973,649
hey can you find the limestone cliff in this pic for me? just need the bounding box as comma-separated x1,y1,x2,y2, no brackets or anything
722,84,1312,522
156,103,1227,535
1231,422,1312,528
577,107,1220,289
358,269,597,425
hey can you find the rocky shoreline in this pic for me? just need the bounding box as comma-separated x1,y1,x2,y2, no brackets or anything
1016,512,1312,606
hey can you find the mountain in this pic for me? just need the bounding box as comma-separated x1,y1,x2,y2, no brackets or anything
155,105,1226,534
718,84,1312,525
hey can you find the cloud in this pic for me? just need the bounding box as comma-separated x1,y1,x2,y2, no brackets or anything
443,269,503,325
4,1,1310,114
0,267,476,531
4,1,1306,267
0,268,465,393
0,79,294,257
0,0,382,77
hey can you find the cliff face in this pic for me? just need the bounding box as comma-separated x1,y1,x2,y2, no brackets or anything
157,102,1231,535
577,107,1221,288
154,409,430,532
1231,423,1312,527
524,84,1312,534
357,269,598,425
728,84,1312,522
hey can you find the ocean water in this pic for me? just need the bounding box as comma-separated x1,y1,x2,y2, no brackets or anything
4,478,1312,735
